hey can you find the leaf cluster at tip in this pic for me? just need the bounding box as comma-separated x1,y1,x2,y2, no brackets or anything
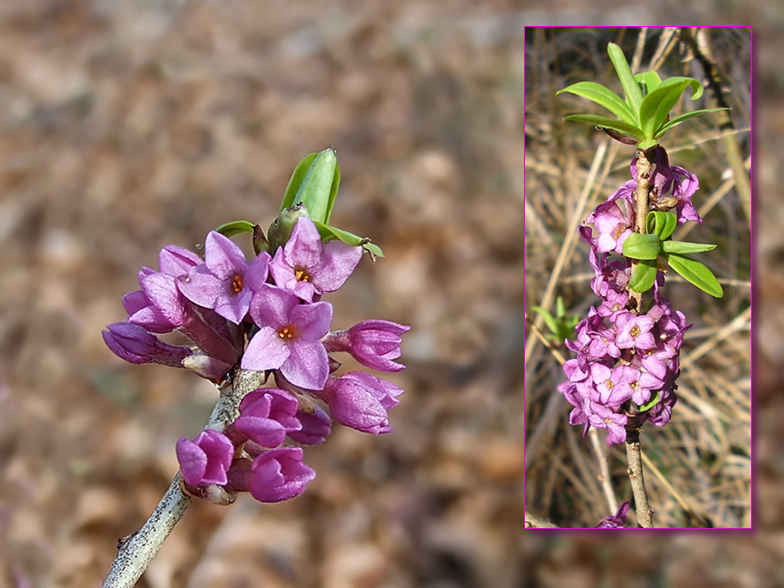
556,42,728,150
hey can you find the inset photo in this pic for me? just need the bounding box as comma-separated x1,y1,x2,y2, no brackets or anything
524,27,751,529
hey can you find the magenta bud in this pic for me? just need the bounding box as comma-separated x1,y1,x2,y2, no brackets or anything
248,447,315,503
103,322,191,367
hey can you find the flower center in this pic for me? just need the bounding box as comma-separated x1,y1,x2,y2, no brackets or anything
294,267,311,282
611,303,621,311
278,325,297,339
630,380,639,390
232,274,243,294
605,379,614,389
604,417,614,425
630,325,640,338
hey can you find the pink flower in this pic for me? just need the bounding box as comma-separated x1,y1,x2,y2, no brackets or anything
322,372,403,434
229,388,302,448
248,447,316,503
176,430,234,487
269,216,362,301
287,405,332,445
614,312,656,351
178,231,270,325
241,285,332,390
323,320,410,372
103,322,191,367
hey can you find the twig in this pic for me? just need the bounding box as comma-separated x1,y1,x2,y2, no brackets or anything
524,511,560,528
102,369,266,588
624,416,653,528
628,148,651,313
589,428,618,515
623,148,654,528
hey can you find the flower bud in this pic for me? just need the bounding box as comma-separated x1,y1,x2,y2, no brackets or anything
267,203,311,253
176,429,235,488
248,447,315,503
103,322,191,367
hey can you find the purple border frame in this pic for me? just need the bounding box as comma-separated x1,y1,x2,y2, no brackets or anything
522,25,754,531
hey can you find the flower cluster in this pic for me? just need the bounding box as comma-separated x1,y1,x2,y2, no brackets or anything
104,213,409,503
559,147,693,445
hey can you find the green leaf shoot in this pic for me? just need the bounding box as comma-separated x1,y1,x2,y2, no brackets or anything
661,241,717,255
622,233,661,260
664,253,723,298
628,258,659,293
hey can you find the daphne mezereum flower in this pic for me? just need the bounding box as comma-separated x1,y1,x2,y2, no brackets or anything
322,371,403,434
178,231,270,325
587,402,628,445
614,312,656,351
176,429,235,487
121,245,203,333
587,188,634,254
269,216,363,302
102,322,191,367
241,284,332,390
248,447,316,503
287,405,332,445
228,388,302,448
596,501,630,528
323,320,410,372
591,364,635,409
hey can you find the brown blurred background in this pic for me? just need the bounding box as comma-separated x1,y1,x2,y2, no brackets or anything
0,3,774,588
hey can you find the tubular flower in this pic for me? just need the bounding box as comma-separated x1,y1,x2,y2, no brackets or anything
176,430,235,488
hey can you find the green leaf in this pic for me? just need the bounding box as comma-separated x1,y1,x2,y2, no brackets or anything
639,77,703,139
646,211,678,241
664,253,723,298
607,42,643,122
629,259,659,293
654,108,731,138
661,241,717,254
562,114,644,140
638,390,661,412
531,306,559,337
324,159,340,224
213,220,257,238
293,148,339,224
280,152,318,211
636,138,659,151
556,295,566,318
635,71,662,96
622,233,661,260
313,221,384,258
557,81,637,124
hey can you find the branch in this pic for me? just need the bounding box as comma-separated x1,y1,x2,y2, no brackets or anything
624,416,653,527
589,428,618,515
524,511,560,528
624,150,654,528
102,369,266,588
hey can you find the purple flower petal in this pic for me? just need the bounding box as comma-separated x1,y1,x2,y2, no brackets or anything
241,326,291,372
249,447,316,503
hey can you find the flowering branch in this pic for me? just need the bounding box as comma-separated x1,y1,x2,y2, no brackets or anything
103,370,265,588
100,149,409,581
553,40,725,528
